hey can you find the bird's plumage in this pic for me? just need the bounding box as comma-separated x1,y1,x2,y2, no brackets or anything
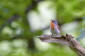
50,20,60,36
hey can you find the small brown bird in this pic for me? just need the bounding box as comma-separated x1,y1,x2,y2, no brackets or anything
50,20,60,37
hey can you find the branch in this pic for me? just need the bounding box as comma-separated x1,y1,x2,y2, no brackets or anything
38,34,85,56
0,14,20,33
25,0,44,13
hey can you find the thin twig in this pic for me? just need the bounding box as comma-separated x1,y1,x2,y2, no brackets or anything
0,14,20,33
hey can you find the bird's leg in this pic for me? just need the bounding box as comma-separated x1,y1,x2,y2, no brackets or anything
53,34,57,37
51,34,60,38
51,33,56,38
51,33,54,38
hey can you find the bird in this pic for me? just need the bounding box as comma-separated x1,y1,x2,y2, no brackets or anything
50,20,60,37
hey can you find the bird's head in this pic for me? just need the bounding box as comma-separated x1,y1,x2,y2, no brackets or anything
51,20,57,24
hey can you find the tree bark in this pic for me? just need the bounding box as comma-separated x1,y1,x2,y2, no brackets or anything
38,34,85,56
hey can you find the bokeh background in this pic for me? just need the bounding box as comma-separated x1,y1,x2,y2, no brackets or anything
0,0,85,56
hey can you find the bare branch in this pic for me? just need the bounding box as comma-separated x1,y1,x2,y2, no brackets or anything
0,14,20,33
25,0,44,13
38,34,85,56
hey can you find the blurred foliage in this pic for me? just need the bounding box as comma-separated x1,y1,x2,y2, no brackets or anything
54,0,85,23
0,0,31,19
0,0,85,56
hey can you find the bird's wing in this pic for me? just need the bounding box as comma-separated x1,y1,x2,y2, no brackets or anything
54,24,60,34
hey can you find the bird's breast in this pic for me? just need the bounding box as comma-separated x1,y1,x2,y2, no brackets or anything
51,22,54,30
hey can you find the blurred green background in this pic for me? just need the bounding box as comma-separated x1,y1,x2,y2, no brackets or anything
0,0,85,56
